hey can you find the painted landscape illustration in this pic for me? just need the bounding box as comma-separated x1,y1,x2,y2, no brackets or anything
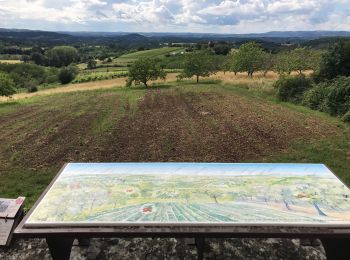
27,163,350,225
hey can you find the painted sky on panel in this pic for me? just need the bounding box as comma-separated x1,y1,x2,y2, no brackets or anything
0,0,349,33
61,163,333,178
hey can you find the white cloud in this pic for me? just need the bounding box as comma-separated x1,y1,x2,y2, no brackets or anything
0,0,109,24
267,0,319,14
112,1,174,24
0,0,349,32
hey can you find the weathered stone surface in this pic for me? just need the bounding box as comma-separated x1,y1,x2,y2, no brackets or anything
0,238,327,260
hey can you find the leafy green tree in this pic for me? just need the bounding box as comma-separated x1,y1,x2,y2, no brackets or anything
261,52,275,77
274,52,294,75
221,55,232,74
46,46,79,67
290,48,310,74
213,43,231,55
0,72,16,97
58,66,78,84
317,40,350,81
179,52,217,83
126,58,166,87
229,50,241,75
233,42,265,77
30,52,47,66
87,58,97,70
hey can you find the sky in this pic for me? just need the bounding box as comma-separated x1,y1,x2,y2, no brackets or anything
0,0,350,33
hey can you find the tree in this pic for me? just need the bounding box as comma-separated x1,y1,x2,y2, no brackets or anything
274,52,294,75
58,66,78,84
213,43,231,55
221,55,232,74
0,72,16,97
290,48,318,75
179,52,217,83
229,50,241,75
317,40,350,81
30,52,46,66
87,58,97,70
261,52,275,77
46,46,79,67
126,58,166,87
233,42,265,77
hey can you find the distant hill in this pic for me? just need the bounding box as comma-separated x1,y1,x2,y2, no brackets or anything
62,30,350,40
1,28,350,49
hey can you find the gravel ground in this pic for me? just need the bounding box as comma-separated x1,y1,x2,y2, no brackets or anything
0,237,327,260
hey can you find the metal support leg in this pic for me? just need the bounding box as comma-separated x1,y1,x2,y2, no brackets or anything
321,238,350,260
46,237,74,260
77,238,90,247
195,237,205,260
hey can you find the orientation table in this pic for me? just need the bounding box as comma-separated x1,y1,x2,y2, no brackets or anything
15,163,350,259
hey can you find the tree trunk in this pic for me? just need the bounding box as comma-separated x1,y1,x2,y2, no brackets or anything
196,75,199,83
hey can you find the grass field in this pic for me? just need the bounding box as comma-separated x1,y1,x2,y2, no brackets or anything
119,47,184,59
0,78,349,208
114,47,185,66
0,60,22,64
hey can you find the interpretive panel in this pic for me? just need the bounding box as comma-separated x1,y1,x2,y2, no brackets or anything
0,197,25,218
24,163,350,227
0,218,14,246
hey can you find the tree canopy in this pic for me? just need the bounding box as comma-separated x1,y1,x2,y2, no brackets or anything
127,58,166,87
179,52,217,83
46,46,79,67
317,40,350,80
87,58,97,70
231,42,265,77
58,66,78,84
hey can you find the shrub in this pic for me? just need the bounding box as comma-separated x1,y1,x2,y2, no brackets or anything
325,77,350,116
0,63,53,88
59,66,78,84
46,74,59,84
87,58,97,70
303,77,350,118
342,111,350,123
274,75,312,103
0,72,16,96
302,82,330,111
28,86,38,93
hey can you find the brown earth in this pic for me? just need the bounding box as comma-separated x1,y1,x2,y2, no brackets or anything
98,89,337,162
0,85,338,171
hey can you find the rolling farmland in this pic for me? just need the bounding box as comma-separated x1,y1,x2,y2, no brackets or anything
114,47,185,66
